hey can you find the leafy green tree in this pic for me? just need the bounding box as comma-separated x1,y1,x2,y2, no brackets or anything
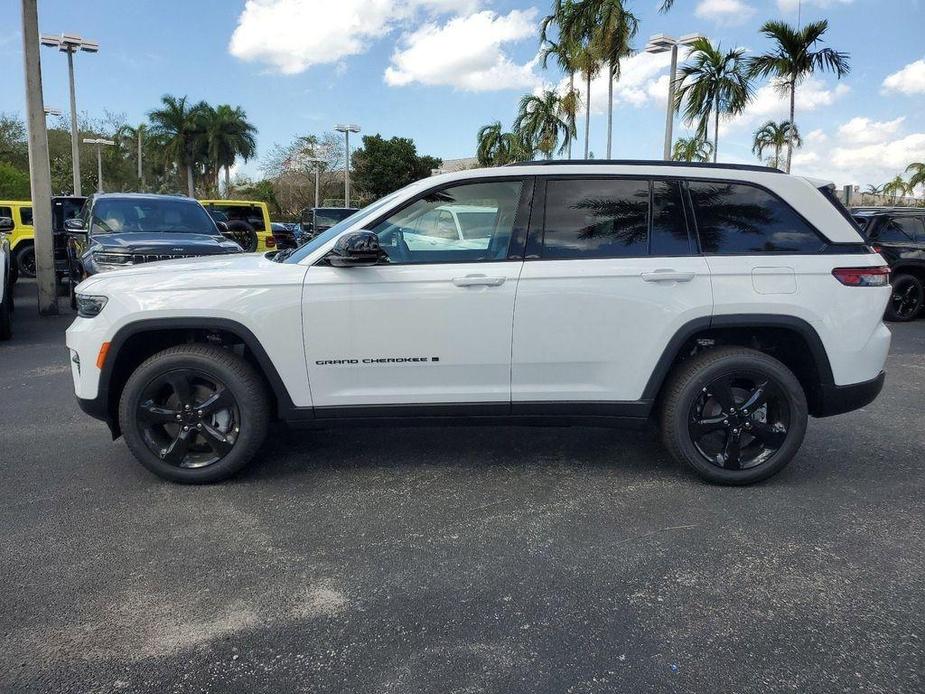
883,176,910,205
752,120,801,170
148,95,209,197
555,1,600,159
540,3,581,158
674,37,753,163
906,163,925,193
351,135,441,200
476,121,531,166
748,20,850,173
0,161,30,199
672,137,713,163
202,104,258,195
514,91,575,159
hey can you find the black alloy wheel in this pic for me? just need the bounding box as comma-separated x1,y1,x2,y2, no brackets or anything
688,373,789,471
17,245,36,278
136,369,240,468
885,274,923,322
119,344,270,483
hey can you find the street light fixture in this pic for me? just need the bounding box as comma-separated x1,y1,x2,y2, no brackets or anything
43,107,62,117
645,33,704,161
334,124,360,208
82,138,115,193
41,32,99,196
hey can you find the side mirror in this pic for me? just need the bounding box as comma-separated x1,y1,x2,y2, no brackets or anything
0,217,13,233
327,231,385,267
216,221,229,233
64,218,86,231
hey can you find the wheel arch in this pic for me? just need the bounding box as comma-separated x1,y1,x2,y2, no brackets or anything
643,314,835,418
99,317,296,437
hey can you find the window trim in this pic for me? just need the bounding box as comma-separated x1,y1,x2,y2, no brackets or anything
347,175,535,267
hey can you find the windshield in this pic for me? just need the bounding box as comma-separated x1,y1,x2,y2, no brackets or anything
315,209,357,227
283,191,406,263
91,198,218,235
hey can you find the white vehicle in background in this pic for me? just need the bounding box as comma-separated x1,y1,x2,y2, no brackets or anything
66,161,891,486
0,215,14,340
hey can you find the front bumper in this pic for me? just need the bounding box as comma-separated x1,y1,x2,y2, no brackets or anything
814,371,885,418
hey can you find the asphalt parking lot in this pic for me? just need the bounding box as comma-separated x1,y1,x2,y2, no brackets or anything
1,279,923,694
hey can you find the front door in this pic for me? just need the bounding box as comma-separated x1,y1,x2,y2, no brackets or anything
511,177,713,407
302,178,530,411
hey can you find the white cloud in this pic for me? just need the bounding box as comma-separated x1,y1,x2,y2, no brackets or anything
837,116,906,145
720,76,850,135
882,58,925,95
229,0,479,74
806,128,828,145
695,0,755,26
384,9,540,91
777,0,854,11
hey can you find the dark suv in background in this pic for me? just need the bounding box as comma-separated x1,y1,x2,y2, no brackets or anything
851,207,925,321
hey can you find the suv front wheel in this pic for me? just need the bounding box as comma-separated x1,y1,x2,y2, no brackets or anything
660,347,808,485
119,344,270,483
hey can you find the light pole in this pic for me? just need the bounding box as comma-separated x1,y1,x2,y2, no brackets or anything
334,124,360,208
83,138,115,192
40,33,99,196
645,33,704,161
21,0,57,315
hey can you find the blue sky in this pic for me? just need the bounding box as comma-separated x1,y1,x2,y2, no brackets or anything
1,0,924,187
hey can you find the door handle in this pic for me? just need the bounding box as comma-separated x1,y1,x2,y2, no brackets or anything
641,270,696,283
453,275,506,287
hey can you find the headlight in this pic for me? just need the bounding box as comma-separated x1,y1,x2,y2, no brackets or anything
76,294,108,318
92,252,133,270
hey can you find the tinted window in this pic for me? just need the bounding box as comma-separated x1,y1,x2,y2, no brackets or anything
20,207,33,226
651,180,691,256
688,181,825,254
91,198,218,235
315,209,357,228
0,206,11,222
542,178,649,259
892,217,925,243
369,180,522,265
873,218,915,243
207,204,266,232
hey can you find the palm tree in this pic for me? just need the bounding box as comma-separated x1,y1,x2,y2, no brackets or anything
747,20,850,173
116,123,148,190
864,184,885,196
906,162,925,196
557,1,600,159
148,95,209,197
476,121,530,166
540,3,581,158
883,175,909,205
672,137,713,162
202,104,258,195
752,120,801,170
590,0,639,159
513,91,575,159
674,38,753,163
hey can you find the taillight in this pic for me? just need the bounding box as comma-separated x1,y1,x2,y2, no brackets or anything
832,266,890,287
265,235,276,248
870,244,882,254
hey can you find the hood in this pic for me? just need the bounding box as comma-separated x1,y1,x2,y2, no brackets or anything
76,252,302,294
90,232,241,254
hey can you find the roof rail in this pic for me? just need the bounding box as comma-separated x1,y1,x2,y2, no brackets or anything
504,159,784,174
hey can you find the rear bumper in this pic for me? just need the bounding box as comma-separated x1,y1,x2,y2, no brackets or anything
813,371,885,418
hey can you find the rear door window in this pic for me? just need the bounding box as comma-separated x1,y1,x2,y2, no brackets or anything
892,217,925,243
688,180,826,254
651,180,692,256
19,207,33,226
541,178,649,259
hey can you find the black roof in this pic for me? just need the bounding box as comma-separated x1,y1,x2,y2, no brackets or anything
504,159,784,174
850,207,925,216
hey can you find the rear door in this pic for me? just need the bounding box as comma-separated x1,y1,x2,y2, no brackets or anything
511,176,712,408
302,177,531,411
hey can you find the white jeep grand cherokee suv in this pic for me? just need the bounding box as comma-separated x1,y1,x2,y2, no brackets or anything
66,161,891,485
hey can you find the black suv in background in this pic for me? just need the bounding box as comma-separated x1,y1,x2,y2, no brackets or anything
851,207,925,321
299,207,359,240
66,194,243,303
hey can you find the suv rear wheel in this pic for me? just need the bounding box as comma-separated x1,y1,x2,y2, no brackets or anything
118,344,270,483
660,347,808,485
15,244,36,279
884,273,923,322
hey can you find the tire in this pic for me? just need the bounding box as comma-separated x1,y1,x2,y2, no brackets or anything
0,290,11,340
15,244,36,279
118,344,270,483
884,273,923,322
660,347,808,486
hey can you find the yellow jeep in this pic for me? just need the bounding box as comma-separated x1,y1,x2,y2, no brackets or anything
0,200,34,281
199,199,276,252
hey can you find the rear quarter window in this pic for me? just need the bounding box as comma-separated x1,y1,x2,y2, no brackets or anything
688,180,826,254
